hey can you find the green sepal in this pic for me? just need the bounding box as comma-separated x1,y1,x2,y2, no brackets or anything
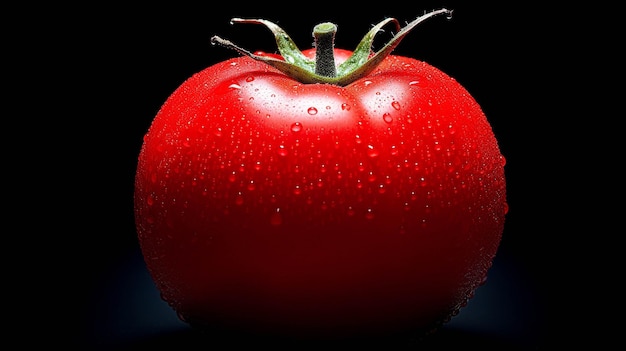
210,9,452,86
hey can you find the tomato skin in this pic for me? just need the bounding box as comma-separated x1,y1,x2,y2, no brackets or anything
134,48,507,340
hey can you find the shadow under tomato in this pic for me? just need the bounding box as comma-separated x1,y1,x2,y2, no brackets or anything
85,243,542,351
105,325,534,351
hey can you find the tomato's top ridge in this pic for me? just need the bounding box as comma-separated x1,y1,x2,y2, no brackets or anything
210,9,453,86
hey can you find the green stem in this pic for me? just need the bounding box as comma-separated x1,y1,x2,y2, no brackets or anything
313,23,337,78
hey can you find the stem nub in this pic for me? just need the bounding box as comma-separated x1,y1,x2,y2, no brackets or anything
313,23,337,78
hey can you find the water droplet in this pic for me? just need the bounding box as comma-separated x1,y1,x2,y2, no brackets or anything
235,193,244,205
290,122,302,133
228,83,241,89
245,76,255,82
364,80,372,86
383,113,393,123
214,127,222,137
278,145,288,156
448,124,456,135
367,172,377,182
365,208,375,220
146,194,155,206
341,103,351,111
270,208,283,225
367,145,379,158
408,80,419,86
307,107,318,115
293,185,302,195
247,181,256,191
391,101,401,110
177,311,188,322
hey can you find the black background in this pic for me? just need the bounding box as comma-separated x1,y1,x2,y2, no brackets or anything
14,1,609,350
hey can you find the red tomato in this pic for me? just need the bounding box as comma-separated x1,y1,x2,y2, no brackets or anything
134,11,507,342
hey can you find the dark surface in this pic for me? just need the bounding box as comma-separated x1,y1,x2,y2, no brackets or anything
18,1,597,349
80,243,542,350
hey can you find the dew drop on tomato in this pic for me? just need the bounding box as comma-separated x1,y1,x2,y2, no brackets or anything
277,145,288,157
347,207,355,216
235,194,244,205
367,145,379,158
270,209,282,225
377,184,386,194
390,145,399,156
290,122,302,133
367,172,377,182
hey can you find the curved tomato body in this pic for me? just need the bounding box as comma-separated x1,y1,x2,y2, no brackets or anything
134,48,507,340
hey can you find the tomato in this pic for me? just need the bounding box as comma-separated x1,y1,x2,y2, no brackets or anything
134,9,507,342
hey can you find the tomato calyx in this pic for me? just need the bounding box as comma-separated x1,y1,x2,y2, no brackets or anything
210,8,453,86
